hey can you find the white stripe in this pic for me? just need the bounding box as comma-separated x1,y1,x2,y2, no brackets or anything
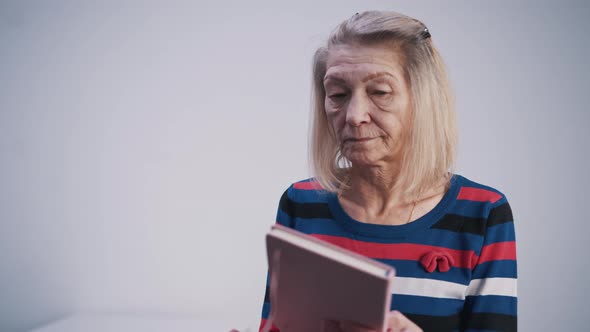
466,277,517,297
392,277,468,300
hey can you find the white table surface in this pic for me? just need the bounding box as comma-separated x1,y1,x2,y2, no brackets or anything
30,313,255,332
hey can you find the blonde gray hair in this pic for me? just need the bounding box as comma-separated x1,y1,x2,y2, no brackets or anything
309,10,457,200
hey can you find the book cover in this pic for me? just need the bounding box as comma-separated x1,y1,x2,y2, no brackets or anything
265,224,395,332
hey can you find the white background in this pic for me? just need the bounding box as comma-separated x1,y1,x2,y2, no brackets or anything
1,0,588,331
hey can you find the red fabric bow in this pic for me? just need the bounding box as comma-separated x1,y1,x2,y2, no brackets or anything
420,251,455,273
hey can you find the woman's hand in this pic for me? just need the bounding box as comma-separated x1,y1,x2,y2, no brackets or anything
322,310,423,332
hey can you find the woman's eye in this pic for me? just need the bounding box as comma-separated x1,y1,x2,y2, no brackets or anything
372,90,391,96
328,93,347,99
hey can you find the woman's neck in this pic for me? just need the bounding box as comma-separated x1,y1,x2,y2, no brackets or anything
339,164,449,224
342,163,408,216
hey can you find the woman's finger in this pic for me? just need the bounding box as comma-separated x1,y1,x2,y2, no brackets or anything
386,311,423,332
323,312,421,332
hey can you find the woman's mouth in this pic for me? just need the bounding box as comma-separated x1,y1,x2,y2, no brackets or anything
345,137,378,143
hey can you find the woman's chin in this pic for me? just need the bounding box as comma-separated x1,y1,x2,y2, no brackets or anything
346,154,381,167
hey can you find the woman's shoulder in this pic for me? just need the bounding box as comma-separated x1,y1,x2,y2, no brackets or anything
451,174,513,230
452,173,510,206
275,178,333,227
280,178,332,204
291,178,324,190
451,174,516,248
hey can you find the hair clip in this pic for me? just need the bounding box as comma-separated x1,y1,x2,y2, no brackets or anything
421,27,431,39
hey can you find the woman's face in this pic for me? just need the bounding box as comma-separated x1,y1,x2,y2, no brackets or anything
323,43,412,167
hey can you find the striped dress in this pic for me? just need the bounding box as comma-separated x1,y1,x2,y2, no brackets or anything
259,174,517,332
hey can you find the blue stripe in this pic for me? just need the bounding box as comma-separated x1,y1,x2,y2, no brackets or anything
472,260,517,279
464,295,517,316
276,209,293,226
261,302,271,319
276,210,290,225
483,223,516,245
295,218,483,251
492,195,508,207
447,200,489,219
391,294,464,316
421,229,482,251
294,217,353,236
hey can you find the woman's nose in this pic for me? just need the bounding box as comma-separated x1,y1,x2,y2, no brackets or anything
345,93,371,126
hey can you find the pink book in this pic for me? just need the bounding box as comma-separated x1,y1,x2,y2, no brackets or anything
264,224,395,332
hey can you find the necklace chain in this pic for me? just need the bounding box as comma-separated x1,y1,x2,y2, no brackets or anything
406,200,417,224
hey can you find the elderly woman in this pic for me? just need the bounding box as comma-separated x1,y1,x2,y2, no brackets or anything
259,11,517,332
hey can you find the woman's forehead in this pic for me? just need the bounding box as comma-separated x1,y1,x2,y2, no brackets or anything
325,44,404,83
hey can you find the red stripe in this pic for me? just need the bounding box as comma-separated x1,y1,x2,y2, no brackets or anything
478,241,516,264
293,181,323,190
259,318,280,332
457,187,502,203
311,234,477,269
